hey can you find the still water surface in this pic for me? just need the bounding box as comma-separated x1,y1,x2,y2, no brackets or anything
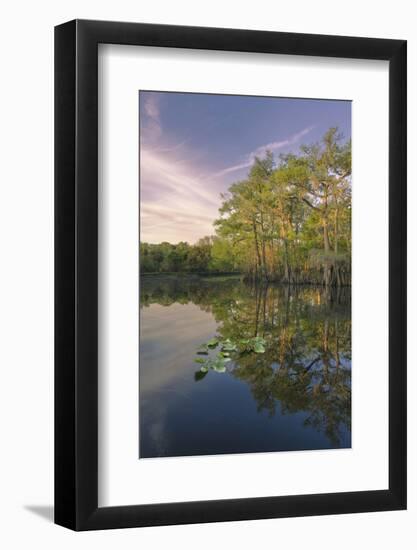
139,276,351,458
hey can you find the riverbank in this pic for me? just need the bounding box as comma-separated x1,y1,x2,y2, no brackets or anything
140,271,351,287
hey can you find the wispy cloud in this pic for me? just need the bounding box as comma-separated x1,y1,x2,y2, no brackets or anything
140,126,315,243
140,92,223,243
143,94,159,120
140,148,220,243
141,94,162,143
213,126,314,178
139,92,318,244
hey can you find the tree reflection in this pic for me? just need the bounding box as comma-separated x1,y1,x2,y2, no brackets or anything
141,276,351,447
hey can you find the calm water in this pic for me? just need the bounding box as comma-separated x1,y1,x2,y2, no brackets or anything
139,276,351,458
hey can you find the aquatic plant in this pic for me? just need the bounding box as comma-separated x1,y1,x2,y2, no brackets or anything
194,336,266,380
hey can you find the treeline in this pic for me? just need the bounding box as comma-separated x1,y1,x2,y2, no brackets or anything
140,237,238,274
140,128,351,286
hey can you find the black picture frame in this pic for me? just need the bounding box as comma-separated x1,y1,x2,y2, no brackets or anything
55,19,407,531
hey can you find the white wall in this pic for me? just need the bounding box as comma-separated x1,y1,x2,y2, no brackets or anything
0,1,415,548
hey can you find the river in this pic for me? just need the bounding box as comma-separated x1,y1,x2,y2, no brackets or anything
139,275,351,458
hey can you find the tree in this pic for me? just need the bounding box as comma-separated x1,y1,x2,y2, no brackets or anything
214,128,351,286
280,128,351,285
140,128,351,286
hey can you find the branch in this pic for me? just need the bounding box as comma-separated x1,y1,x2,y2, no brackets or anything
302,197,319,210
305,356,321,371
335,169,351,180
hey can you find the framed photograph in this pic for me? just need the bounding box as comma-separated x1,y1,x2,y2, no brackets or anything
55,20,406,530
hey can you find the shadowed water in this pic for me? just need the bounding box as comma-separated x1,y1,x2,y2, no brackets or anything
139,276,351,458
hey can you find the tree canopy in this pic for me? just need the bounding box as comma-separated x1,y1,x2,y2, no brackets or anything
140,128,351,286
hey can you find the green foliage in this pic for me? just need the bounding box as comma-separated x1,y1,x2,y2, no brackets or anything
140,236,240,275
140,127,351,286
209,236,237,272
194,353,231,379
221,339,238,352
206,337,220,348
193,335,268,379
140,238,214,274
214,127,351,285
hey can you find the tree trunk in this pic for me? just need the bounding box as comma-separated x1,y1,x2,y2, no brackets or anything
283,238,291,283
323,219,332,288
261,237,268,280
252,221,262,277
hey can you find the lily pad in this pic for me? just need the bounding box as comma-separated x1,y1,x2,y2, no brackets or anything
197,344,209,354
194,370,208,381
212,364,226,373
253,342,266,353
197,354,230,376
221,339,238,352
206,337,220,348
212,355,230,370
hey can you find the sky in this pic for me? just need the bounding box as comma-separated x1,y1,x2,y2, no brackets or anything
139,91,351,244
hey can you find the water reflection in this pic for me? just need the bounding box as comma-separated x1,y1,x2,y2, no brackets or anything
140,276,351,458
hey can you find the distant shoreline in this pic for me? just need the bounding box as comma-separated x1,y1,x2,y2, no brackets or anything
140,271,241,278
139,272,351,287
